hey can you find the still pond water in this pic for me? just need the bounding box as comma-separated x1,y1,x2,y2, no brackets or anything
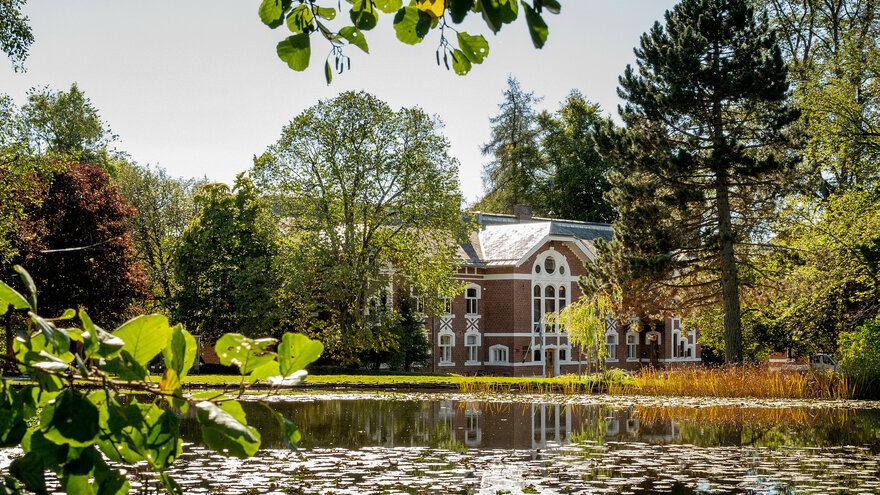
160,393,880,495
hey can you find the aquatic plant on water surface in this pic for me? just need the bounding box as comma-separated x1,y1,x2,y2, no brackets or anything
0,265,323,494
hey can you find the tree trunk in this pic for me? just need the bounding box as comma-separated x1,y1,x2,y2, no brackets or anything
716,182,743,363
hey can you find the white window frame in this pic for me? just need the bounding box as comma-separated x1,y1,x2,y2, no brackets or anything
464,284,481,315
464,331,481,365
489,344,509,364
626,331,639,362
438,331,455,366
605,331,619,362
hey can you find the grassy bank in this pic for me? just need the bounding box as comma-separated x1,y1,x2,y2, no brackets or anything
174,365,870,400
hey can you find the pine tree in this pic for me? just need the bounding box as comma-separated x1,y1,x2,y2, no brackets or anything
477,76,545,213
587,0,799,363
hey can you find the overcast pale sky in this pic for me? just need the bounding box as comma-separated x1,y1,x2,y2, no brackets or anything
0,1,678,204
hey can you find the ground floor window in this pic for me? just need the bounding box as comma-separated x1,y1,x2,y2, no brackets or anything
605,332,618,360
465,332,480,363
439,333,454,364
490,345,509,364
626,332,638,360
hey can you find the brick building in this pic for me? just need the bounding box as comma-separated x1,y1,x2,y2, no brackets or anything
420,206,700,376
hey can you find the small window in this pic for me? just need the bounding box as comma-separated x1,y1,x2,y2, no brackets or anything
466,333,479,362
534,264,541,274
442,297,452,315
627,333,638,359
559,265,565,275
534,349,542,362
491,345,509,364
439,333,454,364
606,333,618,359
465,286,479,314
544,256,556,274
559,348,567,361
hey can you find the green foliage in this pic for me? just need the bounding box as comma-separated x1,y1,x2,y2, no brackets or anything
21,83,120,171
544,291,614,373
0,0,33,72
386,289,431,372
838,316,880,397
588,0,799,363
477,76,546,213
253,91,467,364
114,162,206,314
256,0,559,78
172,174,282,342
0,266,323,493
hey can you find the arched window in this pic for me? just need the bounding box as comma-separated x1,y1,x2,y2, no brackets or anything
605,332,619,361
465,332,480,364
489,345,509,364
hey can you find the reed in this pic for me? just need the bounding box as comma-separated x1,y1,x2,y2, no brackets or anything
630,365,855,400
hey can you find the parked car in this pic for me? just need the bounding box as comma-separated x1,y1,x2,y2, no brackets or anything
808,353,840,372
772,352,840,373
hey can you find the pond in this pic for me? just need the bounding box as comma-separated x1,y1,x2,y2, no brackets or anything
159,393,880,494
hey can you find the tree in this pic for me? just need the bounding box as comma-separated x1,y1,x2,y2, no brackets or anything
757,0,880,197
21,83,117,165
172,175,282,342
388,288,431,371
476,76,546,213
537,91,616,223
252,91,467,364
0,94,64,263
6,163,149,326
257,0,560,80
115,162,206,314
586,0,800,363
0,0,33,71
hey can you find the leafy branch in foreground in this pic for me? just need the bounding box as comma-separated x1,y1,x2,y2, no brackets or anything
0,265,323,494
258,0,560,80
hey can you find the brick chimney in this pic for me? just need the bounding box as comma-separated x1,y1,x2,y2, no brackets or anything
513,204,533,220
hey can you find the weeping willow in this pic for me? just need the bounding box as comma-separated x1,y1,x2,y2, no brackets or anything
545,290,618,373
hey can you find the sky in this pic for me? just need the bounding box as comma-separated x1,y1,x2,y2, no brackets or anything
0,1,679,204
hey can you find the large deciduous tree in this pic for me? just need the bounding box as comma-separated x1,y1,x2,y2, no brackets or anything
587,0,799,363
537,91,616,223
0,0,33,71
7,163,149,326
115,162,206,314
252,91,466,363
172,176,282,342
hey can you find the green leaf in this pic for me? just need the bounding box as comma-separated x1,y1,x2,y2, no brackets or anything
139,403,182,470
522,1,548,48
93,462,129,495
540,0,560,14
350,0,379,31
457,32,489,63
277,33,311,71
98,350,147,381
9,453,45,493
449,0,475,23
0,387,27,448
215,333,277,375
316,7,336,20
278,333,323,377
81,310,124,360
286,4,315,34
324,59,332,84
248,360,280,382
159,473,184,495
338,26,369,53
476,0,517,32
451,49,472,75
43,389,100,447
113,314,172,366
0,280,29,311
13,265,36,311
259,0,292,28
376,0,404,13
393,7,431,45
162,324,197,380
196,400,260,458
29,313,70,355
57,308,76,320
272,410,301,451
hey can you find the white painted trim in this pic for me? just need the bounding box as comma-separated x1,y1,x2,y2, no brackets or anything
437,362,456,367
606,358,619,363
468,273,581,282
515,235,595,267
465,361,482,366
